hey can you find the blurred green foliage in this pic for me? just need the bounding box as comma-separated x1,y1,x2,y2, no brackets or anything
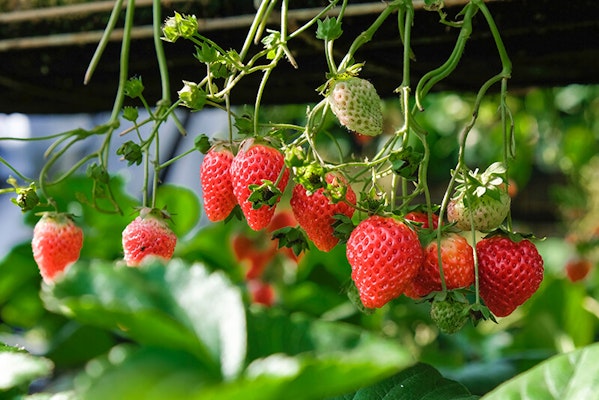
1,85,599,398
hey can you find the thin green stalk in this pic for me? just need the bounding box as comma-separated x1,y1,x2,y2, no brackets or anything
239,0,275,62
288,0,339,39
254,0,279,45
338,1,400,72
415,2,476,110
151,127,160,208
153,0,171,103
226,94,233,144
253,50,281,136
84,0,124,84
157,147,197,171
110,0,136,124
475,0,512,77
46,154,97,186
400,1,414,88
0,156,33,182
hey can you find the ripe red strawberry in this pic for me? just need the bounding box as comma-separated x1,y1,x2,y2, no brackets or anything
232,233,277,280
32,213,83,283
327,77,383,136
200,146,237,222
404,233,475,299
565,258,592,282
230,142,289,231
248,280,276,307
122,208,177,267
290,173,356,252
477,236,544,317
404,211,440,230
346,215,424,308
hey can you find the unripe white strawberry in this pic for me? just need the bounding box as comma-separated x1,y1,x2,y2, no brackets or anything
327,77,383,136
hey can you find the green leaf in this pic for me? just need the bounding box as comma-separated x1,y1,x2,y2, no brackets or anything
195,41,220,64
116,141,143,166
332,363,478,400
202,309,413,400
389,146,424,181
194,133,212,154
41,260,246,379
271,227,309,256
154,184,201,237
75,345,217,400
483,343,599,400
234,114,254,136
316,17,343,41
0,345,53,392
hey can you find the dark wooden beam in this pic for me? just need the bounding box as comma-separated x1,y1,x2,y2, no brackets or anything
1,0,598,113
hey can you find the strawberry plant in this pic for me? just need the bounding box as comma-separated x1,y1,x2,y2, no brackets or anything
2,0,599,398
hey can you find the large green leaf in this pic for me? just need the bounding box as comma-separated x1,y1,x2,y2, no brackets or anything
0,344,53,393
330,363,478,400
41,259,246,379
73,312,412,400
483,343,599,399
155,184,201,238
75,345,216,400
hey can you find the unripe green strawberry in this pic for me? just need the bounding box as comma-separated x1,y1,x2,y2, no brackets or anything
200,146,237,222
122,208,177,267
327,77,383,136
405,233,475,299
430,298,470,334
230,142,289,231
477,236,544,317
448,163,511,231
290,173,356,252
32,212,83,283
447,190,510,231
346,215,423,308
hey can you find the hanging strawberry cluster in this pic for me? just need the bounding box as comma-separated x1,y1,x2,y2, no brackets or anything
4,0,544,334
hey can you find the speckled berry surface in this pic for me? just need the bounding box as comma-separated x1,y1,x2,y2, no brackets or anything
347,215,423,308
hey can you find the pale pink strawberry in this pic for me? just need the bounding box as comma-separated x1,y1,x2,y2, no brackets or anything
32,212,83,283
122,208,177,266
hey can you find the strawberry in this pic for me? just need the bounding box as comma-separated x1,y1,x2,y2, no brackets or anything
122,208,177,267
248,280,276,307
477,235,544,317
32,212,83,283
232,233,278,280
404,211,440,230
447,192,510,232
200,146,237,222
346,215,424,308
327,77,383,137
565,258,592,282
448,163,511,232
230,142,289,231
290,173,356,252
430,297,470,334
404,232,475,299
